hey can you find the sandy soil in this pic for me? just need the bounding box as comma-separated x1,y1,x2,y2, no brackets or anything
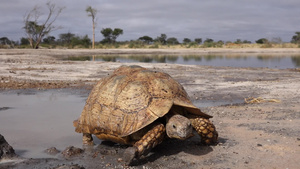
0,49,300,169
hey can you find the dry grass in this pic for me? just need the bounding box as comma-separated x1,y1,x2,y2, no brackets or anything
244,97,281,104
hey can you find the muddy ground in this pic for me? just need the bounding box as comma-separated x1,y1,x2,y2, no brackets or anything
0,49,299,169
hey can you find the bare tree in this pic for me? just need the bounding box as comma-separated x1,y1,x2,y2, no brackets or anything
23,2,64,49
86,6,97,49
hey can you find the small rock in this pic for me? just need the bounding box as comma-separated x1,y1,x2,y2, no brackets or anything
92,151,99,158
45,147,60,155
98,147,117,155
0,134,18,159
257,144,263,147
61,146,83,158
117,158,123,162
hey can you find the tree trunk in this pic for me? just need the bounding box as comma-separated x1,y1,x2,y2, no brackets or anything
92,22,95,49
28,38,34,49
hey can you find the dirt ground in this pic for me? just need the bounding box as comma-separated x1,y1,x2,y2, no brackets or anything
0,49,300,169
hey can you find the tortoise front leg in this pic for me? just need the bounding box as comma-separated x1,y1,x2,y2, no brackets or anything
123,123,165,165
82,133,94,145
190,117,218,145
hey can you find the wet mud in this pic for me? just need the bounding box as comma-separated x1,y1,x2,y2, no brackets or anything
0,49,300,168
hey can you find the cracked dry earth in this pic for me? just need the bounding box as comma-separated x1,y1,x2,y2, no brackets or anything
0,49,300,169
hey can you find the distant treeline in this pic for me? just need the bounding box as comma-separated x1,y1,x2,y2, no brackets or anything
1,32,300,49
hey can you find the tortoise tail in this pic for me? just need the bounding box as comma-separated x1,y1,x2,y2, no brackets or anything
73,119,79,127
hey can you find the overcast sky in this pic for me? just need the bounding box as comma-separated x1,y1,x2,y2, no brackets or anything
1,0,300,43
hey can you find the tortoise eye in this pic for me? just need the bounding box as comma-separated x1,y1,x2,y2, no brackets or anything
172,125,176,129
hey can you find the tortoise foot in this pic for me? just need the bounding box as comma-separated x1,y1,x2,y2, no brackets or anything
82,133,94,146
191,117,218,145
123,147,137,165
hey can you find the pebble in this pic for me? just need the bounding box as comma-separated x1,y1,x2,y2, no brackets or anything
45,147,60,155
61,146,83,158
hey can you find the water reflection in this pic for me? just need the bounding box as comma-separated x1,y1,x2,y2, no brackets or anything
64,54,300,69
0,90,87,158
291,56,300,67
0,89,242,158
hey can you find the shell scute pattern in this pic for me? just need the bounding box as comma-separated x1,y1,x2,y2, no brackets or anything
74,65,207,137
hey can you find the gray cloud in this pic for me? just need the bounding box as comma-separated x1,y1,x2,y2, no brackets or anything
1,0,299,43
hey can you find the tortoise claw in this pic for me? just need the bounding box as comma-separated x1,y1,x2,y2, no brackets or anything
123,147,137,165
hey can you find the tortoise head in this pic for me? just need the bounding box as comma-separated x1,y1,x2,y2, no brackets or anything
166,114,193,140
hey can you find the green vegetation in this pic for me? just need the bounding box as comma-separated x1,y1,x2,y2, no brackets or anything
3,32,300,49
194,38,202,44
291,32,300,44
183,38,192,44
138,36,153,44
166,37,179,45
255,38,269,44
23,2,64,49
100,28,123,44
3,30,300,49
155,34,167,45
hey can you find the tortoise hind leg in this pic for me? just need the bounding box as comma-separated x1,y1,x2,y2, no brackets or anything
123,123,165,165
190,117,218,145
82,133,94,145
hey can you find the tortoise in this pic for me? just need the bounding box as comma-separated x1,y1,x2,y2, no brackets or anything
73,65,218,164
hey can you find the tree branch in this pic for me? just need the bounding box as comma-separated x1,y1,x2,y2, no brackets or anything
23,2,64,49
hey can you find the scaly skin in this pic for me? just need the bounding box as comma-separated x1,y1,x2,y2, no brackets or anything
82,133,94,145
190,117,218,144
123,123,166,165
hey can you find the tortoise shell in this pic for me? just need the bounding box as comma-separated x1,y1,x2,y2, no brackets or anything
74,65,211,138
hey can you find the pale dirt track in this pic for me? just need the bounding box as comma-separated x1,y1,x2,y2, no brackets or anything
0,49,300,169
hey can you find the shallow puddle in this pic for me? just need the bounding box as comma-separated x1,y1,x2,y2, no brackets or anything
64,54,300,69
0,89,88,158
0,89,241,159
